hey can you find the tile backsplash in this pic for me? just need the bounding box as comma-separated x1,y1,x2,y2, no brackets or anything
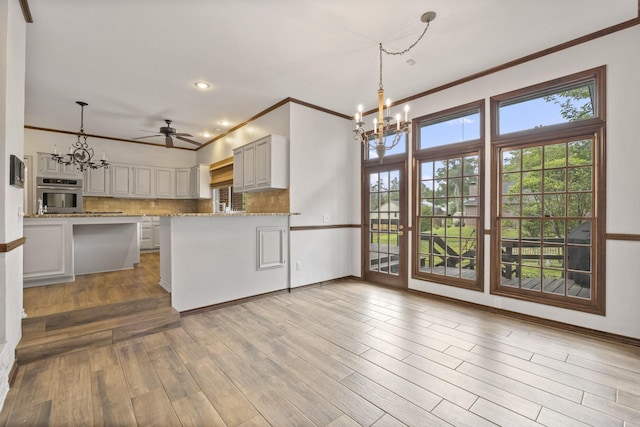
84,197,206,215
245,189,290,213
84,189,289,215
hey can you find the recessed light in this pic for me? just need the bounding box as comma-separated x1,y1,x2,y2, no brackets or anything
194,81,210,89
201,131,212,138
406,59,416,66
219,120,230,127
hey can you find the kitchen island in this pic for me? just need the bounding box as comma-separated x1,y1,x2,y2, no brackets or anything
23,214,143,287
159,213,293,312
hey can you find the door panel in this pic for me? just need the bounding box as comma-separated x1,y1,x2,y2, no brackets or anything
363,161,407,288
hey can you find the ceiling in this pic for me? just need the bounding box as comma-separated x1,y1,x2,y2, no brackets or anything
24,0,639,150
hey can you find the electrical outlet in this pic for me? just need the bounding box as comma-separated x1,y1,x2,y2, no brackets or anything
494,297,502,309
323,214,329,223
296,262,303,271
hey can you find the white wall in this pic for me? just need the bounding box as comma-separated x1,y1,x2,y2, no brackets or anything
289,103,356,287
195,101,358,288
354,26,640,339
24,128,197,168
0,0,26,408
195,105,290,164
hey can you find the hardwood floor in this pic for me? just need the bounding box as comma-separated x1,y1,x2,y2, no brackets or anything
23,252,164,318
4,278,640,426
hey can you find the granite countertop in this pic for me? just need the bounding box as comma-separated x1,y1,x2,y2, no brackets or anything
25,212,299,218
25,213,142,218
162,212,299,217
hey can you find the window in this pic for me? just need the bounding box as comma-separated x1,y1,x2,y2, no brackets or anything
491,67,605,314
365,132,408,162
413,101,484,291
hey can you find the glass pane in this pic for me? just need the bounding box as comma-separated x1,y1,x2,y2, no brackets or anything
543,269,565,295
568,220,591,245
568,166,592,192
419,110,480,150
368,132,407,160
544,143,567,168
543,220,565,243
421,180,434,198
502,195,521,217
498,82,595,135
502,149,520,171
370,193,379,212
521,219,541,240
568,139,592,166
421,161,434,179
522,171,542,193
543,194,565,217
502,173,521,195
522,195,542,217
464,155,479,175
522,146,543,171
544,169,565,192
568,194,592,217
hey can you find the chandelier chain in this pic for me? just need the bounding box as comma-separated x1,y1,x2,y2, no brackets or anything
378,20,432,89
380,20,431,56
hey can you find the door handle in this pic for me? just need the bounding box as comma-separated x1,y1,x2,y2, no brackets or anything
398,231,404,236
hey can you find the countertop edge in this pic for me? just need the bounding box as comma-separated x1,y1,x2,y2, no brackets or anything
24,212,300,218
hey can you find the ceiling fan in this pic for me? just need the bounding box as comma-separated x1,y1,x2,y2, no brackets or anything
133,119,202,148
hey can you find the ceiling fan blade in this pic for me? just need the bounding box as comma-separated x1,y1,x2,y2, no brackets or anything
139,129,160,133
174,132,193,137
132,134,162,140
165,135,174,148
175,135,202,146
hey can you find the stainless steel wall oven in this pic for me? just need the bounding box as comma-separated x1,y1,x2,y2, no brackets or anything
36,177,83,214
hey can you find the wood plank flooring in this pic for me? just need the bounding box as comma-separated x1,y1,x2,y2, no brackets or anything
3,279,640,426
23,252,165,318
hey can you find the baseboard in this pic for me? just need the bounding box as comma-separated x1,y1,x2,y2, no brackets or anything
8,361,17,387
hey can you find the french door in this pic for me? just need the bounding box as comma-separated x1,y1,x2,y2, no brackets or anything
363,161,408,288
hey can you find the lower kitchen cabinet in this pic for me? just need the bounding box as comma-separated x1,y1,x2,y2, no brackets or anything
140,216,161,250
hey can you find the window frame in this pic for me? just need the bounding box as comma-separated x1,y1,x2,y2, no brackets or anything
491,66,605,142
412,100,485,291
489,67,606,315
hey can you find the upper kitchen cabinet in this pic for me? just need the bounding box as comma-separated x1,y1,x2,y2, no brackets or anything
83,166,110,196
110,163,154,198
133,166,154,198
154,168,174,198
233,134,288,193
175,168,190,198
37,152,81,178
110,163,132,196
191,164,212,199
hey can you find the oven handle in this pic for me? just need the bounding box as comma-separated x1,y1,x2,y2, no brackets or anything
36,185,82,190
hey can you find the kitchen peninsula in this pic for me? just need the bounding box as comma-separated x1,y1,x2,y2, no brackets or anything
159,213,292,312
23,214,143,287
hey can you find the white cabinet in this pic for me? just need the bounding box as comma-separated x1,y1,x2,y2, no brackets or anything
155,168,174,198
175,168,191,198
233,134,288,193
23,220,73,284
153,217,161,249
140,216,161,250
110,163,132,196
75,160,211,200
233,149,244,192
242,143,256,190
37,152,81,178
83,167,110,196
133,166,154,197
189,164,211,199
140,216,153,250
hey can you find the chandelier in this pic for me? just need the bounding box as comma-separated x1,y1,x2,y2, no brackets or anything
52,101,109,172
354,11,436,163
